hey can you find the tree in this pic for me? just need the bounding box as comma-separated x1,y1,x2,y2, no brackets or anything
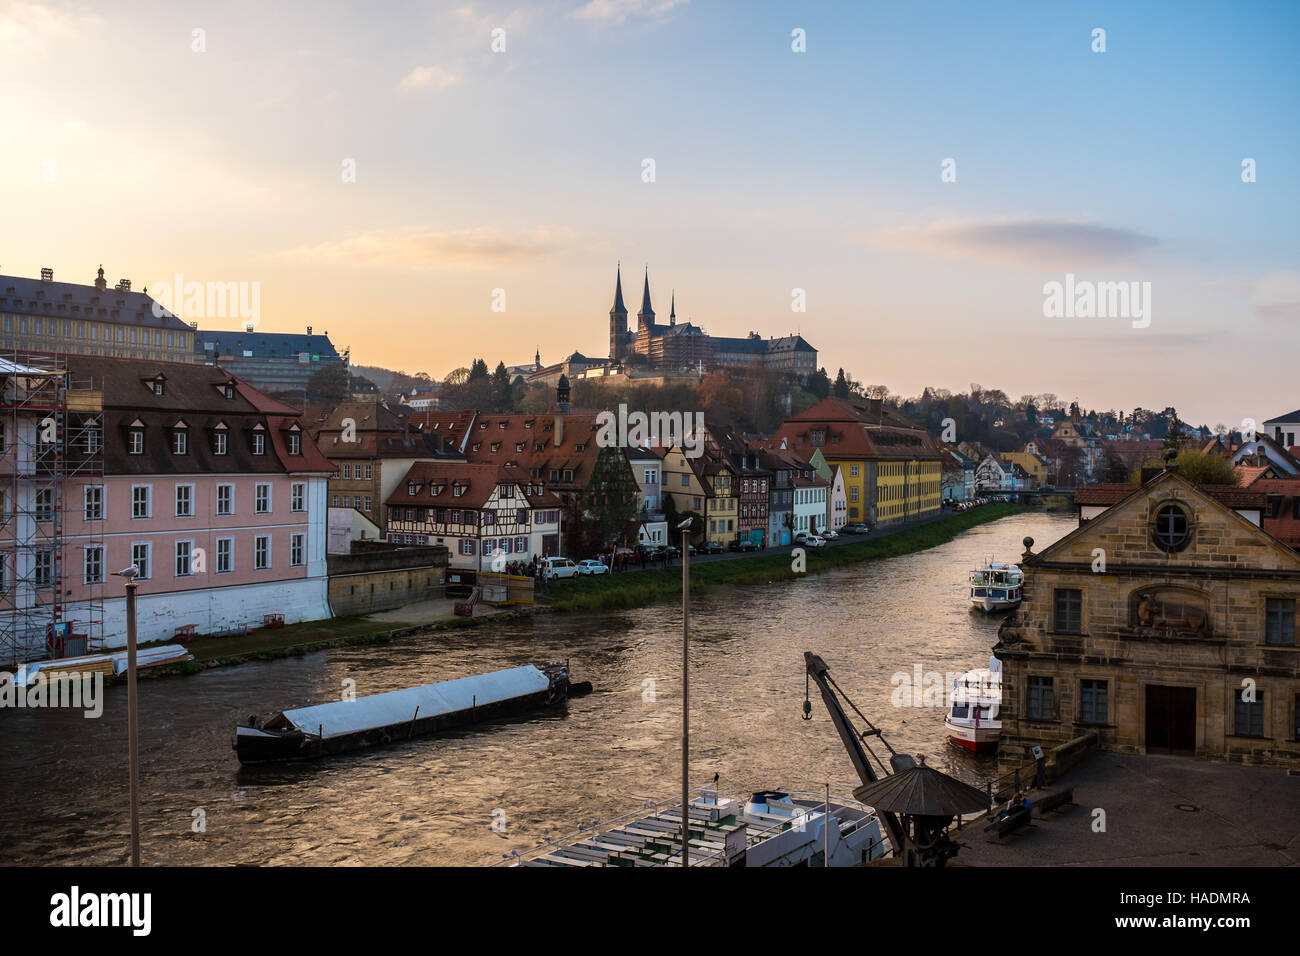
832,368,850,399
307,363,350,404
469,358,489,381
1175,450,1240,485
807,367,831,399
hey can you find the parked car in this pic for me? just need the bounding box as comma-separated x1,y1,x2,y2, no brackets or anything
842,522,870,535
659,545,680,559
820,529,838,540
805,535,827,548
738,540,760,552
540,557,579,580
576,559,609,576
704,541,725,554
793,531,814,544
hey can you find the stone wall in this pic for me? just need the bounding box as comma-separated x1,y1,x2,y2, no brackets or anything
326,545,450,617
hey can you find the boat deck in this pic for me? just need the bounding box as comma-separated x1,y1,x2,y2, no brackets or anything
507,789,884,867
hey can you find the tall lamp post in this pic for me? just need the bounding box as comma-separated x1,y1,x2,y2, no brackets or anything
677,516,693,867
112,565,141,866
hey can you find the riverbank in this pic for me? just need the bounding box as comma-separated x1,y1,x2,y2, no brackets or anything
541,503,1028,613
131,502,1025,678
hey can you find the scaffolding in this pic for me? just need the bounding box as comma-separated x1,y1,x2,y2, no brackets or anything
0,350,105,667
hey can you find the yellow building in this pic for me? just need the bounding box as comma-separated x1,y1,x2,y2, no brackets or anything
1,267,198,363
1002,450,1049,487
775,397,943,527
661,446,739,546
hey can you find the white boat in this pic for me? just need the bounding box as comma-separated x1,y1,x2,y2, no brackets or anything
969,561,1023,612
502,786,889,867
944,657,1002,753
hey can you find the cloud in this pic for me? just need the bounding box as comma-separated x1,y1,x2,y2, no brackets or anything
274,227,567,270
855,217,1159,269
1253,271,1300,325
397,65,462,92
570,0,688,24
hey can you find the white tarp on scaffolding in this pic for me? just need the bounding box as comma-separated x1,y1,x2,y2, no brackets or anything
280,664,550,738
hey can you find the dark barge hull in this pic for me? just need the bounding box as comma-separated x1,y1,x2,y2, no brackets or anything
233,663,584,764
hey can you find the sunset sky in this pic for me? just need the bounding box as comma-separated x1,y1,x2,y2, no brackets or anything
1,0,1296,427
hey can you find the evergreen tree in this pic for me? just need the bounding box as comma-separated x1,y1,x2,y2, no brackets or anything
832,368,850,399
807,367,831,399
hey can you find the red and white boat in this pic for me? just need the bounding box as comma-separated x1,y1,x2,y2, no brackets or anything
944,657,1002,753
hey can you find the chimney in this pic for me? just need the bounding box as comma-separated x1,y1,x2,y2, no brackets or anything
40,267,53,282
868,398,883,421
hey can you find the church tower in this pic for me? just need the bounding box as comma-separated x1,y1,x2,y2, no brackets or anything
609,263,629,362
637,267,655,330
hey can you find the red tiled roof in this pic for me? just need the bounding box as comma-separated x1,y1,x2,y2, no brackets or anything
1076,480,1265,509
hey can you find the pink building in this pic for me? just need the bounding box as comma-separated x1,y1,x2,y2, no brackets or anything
53,357,333,648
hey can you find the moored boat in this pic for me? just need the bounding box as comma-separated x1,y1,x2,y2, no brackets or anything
234,662,585,764
969,561,1023,612
944,657,1002,753
502,786,888,867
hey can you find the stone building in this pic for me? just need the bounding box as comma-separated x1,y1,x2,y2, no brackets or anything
994,468,1300,769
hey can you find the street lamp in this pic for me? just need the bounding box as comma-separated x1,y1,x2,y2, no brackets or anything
112,564,141,867
677,515,693,867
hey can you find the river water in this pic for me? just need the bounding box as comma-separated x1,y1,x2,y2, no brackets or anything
0,511,1073,866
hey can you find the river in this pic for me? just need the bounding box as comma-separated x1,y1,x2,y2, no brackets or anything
0,510,1073,865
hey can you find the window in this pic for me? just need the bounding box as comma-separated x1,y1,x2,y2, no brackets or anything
252,432,266,455
84,485,103,521
1027,676,1055,721
175,484,193,517
1079,680,1108,725
255,535,270,570
288,432,301,455
153,380,164,396
681,474,689,488
290,533,305,567
213,432,228,456
363,495,372,511
35,488,52,521
459,539,476,555
85,425,100,454
175,540,193,576
291,483,305,512
84,545,103,585
255,483,271,514
132,485,151,519
172,430,188,455
849,464,859,478
216,538,232,574
331,495,339,507
128,429,144,455
364,465,372,480
1152,503,1190,552
1053,588,1082,633
849,486,859,503
1265,598,1295,646
1234,689,1265,738
515,536,527,553
131,543,150,580
34,551,52,587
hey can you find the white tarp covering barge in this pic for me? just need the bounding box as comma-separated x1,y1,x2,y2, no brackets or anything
233,662,580,763
282,664,551,738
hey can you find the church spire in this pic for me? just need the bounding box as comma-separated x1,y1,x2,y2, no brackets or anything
669,289,676,326
610,262,627,316
637,266,655,327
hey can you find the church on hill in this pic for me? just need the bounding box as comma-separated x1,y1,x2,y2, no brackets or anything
607,265,817,379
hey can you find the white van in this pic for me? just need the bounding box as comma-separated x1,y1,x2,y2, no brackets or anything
540,557,579,580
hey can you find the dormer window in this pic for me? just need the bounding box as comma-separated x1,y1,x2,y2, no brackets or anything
218,379,236,400
252,424,266,456
287,424,302,456
408,482,421,496
516,442,526,452
430,483,445,496
479,422,487,430
128,422,145,455
490,442,501,452
498,421,506,430
172,422,188,455
453,482,466,498
147,374,166,397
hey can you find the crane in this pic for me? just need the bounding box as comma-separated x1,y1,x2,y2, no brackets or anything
803,651,988,866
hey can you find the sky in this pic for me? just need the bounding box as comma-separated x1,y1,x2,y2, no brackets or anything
1,0,1297,427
